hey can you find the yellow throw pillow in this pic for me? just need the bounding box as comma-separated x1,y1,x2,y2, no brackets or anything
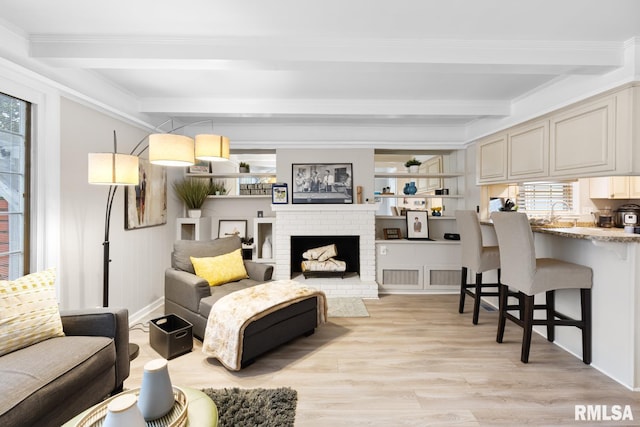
191,249,249,287
0,268,64,356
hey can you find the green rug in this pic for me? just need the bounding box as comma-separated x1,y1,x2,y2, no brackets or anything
327,297,369,317
202,387,297,427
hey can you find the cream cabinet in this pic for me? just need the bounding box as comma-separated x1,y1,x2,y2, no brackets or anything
508,119,549,180
550,95,617,177
589,176,640,199
476,133,507,183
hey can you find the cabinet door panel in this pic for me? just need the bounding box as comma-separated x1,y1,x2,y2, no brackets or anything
550,97,616,176
508,120,549,180
477,134,507,183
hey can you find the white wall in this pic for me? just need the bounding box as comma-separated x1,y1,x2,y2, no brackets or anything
59,97,180,312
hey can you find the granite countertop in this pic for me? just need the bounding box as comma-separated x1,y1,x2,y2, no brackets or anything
480,220,640,243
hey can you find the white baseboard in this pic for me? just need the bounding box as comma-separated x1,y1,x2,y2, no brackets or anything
129,297,164,326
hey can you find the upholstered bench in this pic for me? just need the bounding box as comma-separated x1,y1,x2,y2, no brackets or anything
202,280,327,370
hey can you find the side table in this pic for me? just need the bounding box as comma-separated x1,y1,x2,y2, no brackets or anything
62,386,218,427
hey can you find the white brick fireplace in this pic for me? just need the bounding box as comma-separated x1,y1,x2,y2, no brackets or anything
271,204,379,298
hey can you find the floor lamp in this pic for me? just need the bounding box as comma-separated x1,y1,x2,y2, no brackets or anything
88,124,230,359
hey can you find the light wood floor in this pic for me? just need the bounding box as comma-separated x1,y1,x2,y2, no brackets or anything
127,294,640,426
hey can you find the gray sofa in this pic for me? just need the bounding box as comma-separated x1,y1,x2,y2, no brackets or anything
165,236,321,368
0,307,130,427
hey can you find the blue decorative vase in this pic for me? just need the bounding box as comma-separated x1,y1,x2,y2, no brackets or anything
403,183,411,195
407,182,417,195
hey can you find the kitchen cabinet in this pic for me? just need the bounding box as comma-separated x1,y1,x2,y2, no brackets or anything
550,95,617,177
589,176,640,199
476,133,507,183
508,119,549,180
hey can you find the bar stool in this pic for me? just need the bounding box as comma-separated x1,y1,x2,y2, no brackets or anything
455,210,501,325
490,212,592,364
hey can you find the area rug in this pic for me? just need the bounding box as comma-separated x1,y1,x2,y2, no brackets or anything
327,297,369,317
202,387,297,427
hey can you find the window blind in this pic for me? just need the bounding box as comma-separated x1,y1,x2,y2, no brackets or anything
516,182,573,214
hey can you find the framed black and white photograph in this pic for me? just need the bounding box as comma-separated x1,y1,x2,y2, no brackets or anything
218,220,247,239
272,183,288,204
292,163,353,204
406,210,431,240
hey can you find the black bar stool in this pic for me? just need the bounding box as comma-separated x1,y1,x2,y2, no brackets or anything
455,210,501,325
490,212,592,364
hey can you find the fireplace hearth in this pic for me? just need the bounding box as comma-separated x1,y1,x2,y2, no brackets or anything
290,235,360,278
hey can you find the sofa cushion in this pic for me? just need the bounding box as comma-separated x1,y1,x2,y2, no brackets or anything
173,236,242,274
191,248,249,287
0,268,64,357
0,335,115,420
198,279,262,318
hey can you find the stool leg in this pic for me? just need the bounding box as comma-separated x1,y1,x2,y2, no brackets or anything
581,288,592,364
458,267,468,313
521,295,535,363
473,272,483,325
496,284,508,343
546,290,555,342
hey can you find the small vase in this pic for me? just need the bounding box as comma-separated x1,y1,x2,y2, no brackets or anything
187,209,201,218
262,236,272,259
137,359,175,421
407,182,417,195
403,183,411,195
408,165,419,173
103,394,145,427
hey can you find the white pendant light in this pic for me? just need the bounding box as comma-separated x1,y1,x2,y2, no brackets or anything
88,152,139,185
149,134,195,166
195,134,230,162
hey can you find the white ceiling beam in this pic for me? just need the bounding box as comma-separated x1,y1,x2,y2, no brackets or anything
30,36,623,75
139,98,511,118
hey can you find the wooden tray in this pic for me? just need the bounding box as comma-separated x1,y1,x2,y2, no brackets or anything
75,386,188,427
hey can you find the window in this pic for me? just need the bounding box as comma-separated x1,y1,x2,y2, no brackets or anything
516,181,575,216
0,92,30,280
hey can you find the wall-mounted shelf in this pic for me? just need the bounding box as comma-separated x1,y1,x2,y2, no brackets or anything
376,215,456,220
186,172,275,179
206,195,270,199
374,172,463,179
376,194,463,199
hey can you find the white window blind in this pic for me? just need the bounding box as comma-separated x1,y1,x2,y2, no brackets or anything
516,182,574,214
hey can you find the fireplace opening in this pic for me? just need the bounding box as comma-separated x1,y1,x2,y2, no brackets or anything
290,235,360,278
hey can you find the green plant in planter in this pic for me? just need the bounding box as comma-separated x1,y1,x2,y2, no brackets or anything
404,158,422,168
239,162,250,172
209,180,227,195
172,178,211,209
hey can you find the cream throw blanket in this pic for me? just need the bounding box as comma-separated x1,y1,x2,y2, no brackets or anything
202,280,327,370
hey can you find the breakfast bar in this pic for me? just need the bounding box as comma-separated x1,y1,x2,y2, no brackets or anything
481,222,640,390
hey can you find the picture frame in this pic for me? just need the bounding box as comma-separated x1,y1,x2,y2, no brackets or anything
292,163,353,204
124,158,167,230
383,228,402,240
218,220,247,239
272,183,289,204
406,210,431,240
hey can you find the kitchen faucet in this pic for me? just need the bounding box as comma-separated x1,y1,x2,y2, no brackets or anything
549,201,571,223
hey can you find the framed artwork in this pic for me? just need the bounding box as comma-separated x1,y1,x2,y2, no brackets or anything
218,220,247,239
383,228,402,240
125,158,167,230
406,210,431,240
292,163,353,204
272,183,288,204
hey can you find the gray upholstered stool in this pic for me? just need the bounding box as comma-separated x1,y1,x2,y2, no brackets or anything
455,210,501,325
490,212,592,364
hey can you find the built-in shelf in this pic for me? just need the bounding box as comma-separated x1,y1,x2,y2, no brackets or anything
374,172,463,179
186,172,275,178
376,215,455,220
376,194,463,199
206,195,270,199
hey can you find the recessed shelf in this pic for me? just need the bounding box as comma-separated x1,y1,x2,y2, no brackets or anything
374,172,463,179
186,172,275,178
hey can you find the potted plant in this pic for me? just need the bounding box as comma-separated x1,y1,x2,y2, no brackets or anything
209,180,227,196
172,178,211,218
404,158,422,173
239,162,250,173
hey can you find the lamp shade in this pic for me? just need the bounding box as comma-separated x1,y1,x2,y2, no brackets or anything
149,134,195,166
88,152,139,185
195,134,230,162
